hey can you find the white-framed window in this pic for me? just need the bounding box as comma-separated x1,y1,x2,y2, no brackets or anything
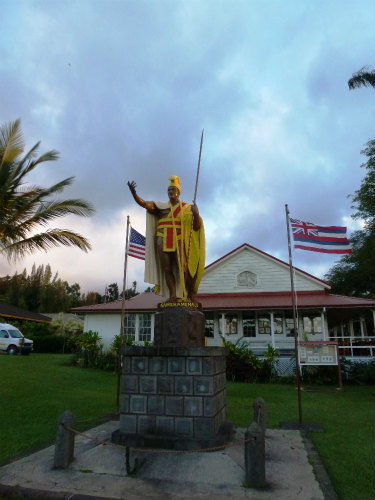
285,314,295,337
303,314,322,335
205,312,215,338
273,314,284,334
138,313,152,342
243,313,256,337
219,314,238,335
124,313,136,340
257,314,271,335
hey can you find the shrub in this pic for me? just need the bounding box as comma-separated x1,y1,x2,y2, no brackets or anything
110,335,152,353
93,351,118,371
110,334,121,353
66,331,82,352
340,358,375,385
32,335,65,353
301,365,339,385
224,337,259,382
75,330,103,368
300,358,375,386
21,321,50,337
261,344,279,379
110,334,135,353
70,344,118,372
49,313,83,337
223,338,278,382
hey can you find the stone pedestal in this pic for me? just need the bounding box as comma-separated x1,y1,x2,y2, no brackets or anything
113,345,230,450
154,303,205,347
112,304,231,450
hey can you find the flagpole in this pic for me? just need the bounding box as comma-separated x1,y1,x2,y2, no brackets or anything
121,216,131,339
285,204,303,425
186,129,204,273
117,215,130,412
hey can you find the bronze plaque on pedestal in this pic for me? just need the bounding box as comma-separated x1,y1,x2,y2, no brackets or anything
154,302,205,347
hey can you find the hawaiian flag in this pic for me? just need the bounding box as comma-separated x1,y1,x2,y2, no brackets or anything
290,218,352,254
128,227,146,260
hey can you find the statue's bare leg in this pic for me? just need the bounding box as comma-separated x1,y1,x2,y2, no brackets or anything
185,271,196,302
156,237,177,301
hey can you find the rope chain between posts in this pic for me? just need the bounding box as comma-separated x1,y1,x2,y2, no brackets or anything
62,423,255,455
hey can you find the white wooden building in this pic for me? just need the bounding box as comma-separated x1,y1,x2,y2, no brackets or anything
72,244,375,359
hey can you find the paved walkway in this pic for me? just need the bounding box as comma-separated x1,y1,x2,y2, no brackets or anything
0,421,329,500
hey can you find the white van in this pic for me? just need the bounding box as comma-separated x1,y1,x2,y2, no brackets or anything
0,323,33,355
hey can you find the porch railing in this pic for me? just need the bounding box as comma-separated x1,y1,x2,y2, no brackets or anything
329,336,375,357
207,335,375,357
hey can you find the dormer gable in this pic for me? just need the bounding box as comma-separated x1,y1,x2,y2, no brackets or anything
199,243,330,294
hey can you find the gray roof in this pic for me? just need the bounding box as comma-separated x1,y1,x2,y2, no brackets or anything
0,301,52,323
71,290,375,314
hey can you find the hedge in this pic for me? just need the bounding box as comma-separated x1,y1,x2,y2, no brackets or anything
30,335,66,353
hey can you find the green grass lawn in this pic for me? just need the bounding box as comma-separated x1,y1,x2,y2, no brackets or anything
1,354,374,500
0,353,117,463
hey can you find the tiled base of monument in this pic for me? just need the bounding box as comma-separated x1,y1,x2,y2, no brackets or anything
112,345,231,450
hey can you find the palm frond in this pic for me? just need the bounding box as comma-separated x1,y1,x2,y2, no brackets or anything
22,142,41,161
0,119,24,166
1,197,95,241
35,198,95,218
24,149,60,175
0,118,95,262
24,199,95,228
41,177,75,196
348,67,375,90
1,229,92,261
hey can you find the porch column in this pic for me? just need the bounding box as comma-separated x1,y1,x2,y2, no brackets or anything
349,319,354,337
360,316,365,338
221,313,226,337
270,311,275,348
372,309,375,332
321,309,326,340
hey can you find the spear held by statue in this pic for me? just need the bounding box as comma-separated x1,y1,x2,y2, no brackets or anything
186,129,204,269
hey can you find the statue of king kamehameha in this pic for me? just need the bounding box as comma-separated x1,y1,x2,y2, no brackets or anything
128,176,205,302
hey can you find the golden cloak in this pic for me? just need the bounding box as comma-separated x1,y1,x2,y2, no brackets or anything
144,202,205,298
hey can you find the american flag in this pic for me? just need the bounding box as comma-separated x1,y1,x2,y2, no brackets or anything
128,227,146,260
290,217,352,254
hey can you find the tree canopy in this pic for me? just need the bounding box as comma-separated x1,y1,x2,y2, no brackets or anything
324,70,374,297
0,263,107,312
0,119,95,261
348,67,375,90
123,280,139,300
105,282,119,302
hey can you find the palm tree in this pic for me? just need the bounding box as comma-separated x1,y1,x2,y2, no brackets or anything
0,119,95,261
348,67,375,90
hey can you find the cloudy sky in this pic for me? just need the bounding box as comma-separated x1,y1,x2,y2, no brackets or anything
0,0,374,295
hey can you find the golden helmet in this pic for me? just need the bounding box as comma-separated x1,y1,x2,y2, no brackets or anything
168,175,181,193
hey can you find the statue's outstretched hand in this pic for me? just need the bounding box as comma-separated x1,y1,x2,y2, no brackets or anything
128,180,137,195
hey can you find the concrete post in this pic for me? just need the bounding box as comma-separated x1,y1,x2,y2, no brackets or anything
253,397,266,434
244,421,266,488
54,410,76,469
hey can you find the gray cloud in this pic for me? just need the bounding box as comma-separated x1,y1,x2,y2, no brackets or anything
0,0,374,292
